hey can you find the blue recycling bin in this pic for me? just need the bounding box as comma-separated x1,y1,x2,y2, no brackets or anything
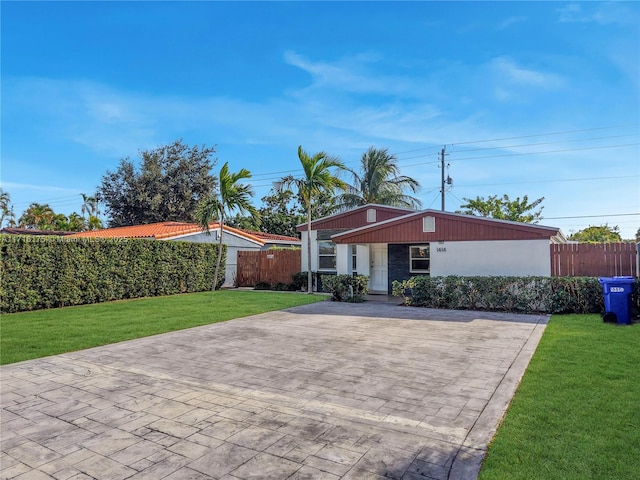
598,276,635,325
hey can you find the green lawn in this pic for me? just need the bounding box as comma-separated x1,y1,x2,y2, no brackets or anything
479,314,640,480
0,290,325,365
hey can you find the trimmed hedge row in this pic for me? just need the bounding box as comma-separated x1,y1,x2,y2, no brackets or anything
391,276,639,314
0,235,225,313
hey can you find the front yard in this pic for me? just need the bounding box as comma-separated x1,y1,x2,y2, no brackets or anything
479,314,640,479
0,290,325,365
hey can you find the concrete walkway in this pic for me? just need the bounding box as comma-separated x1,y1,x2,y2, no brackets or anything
1,301,548,480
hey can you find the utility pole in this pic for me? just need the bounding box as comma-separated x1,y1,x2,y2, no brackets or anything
440,146,447,211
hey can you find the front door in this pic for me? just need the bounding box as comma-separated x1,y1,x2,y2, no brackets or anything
369,244,388,293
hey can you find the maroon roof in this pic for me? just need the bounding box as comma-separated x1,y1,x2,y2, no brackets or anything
1,228,76,236
331,210,561,244
296,204,413,232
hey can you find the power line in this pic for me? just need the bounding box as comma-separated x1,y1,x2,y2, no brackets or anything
448,123,639,147
6,124,639,211
442,143,639,163
544,213,639,220
226,126,640,183
448,133,639,155
453,175,639,188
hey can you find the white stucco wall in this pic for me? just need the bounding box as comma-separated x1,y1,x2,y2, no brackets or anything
300,230,318,272
356,245,370,277
336,244,350,275
167,230,262,287
430,239,551,277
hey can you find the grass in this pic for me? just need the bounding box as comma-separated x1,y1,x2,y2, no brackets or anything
479,314,640,480
0,290,325,365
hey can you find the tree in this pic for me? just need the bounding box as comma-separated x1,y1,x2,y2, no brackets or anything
18,203,56,229
276,145,346,293
568,225,623,243
196,162,259,290
80,193,103,231
67,212,86,232
97,140,217,227
81,193,99,217
636,227,640,243
0,189,15,228
458,194,544,223
336,147,421,210
227,188,306,238
88,215,103,231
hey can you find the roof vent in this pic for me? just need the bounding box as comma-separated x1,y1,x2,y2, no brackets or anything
423,216,435,233
367,208,376,223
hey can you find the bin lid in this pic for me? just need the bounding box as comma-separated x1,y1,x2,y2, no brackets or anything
599,276,635,282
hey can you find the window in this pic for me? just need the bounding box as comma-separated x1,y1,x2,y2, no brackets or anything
351,245,357,271
410,245,430,273
318,241,336,270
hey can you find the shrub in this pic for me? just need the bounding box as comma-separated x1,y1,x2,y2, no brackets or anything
292,271,316,291
321,275,369,302
392,276,617,314
0,235,224,313
271,282,296,291
254,281,271,290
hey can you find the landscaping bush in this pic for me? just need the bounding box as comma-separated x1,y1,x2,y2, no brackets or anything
271,282,297,291
254,281,271,290
391,276,618,314
254,282,297,291
292,271,316,291
321,274,369,302
0,235,224,313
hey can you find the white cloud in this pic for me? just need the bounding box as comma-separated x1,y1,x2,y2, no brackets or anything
557,2,636,25
283,50,423,98
490,56,564,89
498,16,527,29
0,181,82,194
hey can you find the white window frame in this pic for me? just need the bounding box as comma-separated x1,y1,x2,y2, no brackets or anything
318,241,337,271
410,245,430,274
351,245,357,271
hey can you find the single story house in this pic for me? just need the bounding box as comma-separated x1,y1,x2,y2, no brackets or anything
69,222,300,287
297,204,566,294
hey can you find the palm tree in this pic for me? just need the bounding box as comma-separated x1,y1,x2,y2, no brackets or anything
0,188,14,228
80,194,100,220
196,162,259,290
336,147,421,210
276,145,346,293
67,212,86,232
18,203,56,229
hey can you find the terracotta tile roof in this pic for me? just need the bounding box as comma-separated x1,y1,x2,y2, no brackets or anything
66,221,299,245
67,222,208,239
235,229,300,244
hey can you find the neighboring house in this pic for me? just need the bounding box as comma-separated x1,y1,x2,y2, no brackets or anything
297,204,566,294
69,222,300,287
1,228,76,236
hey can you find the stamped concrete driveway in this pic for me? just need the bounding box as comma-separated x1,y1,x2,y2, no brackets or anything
1,300,548,480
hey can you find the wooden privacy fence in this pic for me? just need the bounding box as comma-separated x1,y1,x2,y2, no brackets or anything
236,249,301,287
551,243,638,277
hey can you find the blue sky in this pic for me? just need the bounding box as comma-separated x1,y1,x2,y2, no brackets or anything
2,1,639,238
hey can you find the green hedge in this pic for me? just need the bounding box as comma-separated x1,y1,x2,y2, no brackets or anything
321,274,369,302
392,276,639,314
0,235,225,313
